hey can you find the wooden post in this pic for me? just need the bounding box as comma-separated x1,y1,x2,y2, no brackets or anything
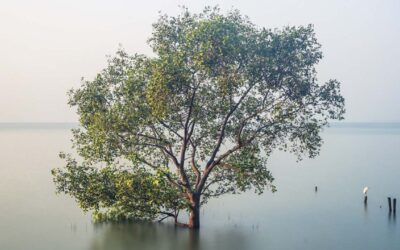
394,198,397,213
315,186,318,192
388,197,392,212
364,196,367,204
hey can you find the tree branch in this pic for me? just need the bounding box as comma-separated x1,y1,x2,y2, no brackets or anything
196,82,258,193
205,82,256,170
176,87,198,192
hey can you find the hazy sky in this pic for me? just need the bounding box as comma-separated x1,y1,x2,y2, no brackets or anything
1,0,399,122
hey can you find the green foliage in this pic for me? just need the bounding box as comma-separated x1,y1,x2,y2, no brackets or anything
52,6,345,226
52,153,185,222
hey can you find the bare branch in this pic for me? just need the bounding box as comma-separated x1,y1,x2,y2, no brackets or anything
190,144,201,188
157,120,184,140
205,82,257,170
196,82,258,193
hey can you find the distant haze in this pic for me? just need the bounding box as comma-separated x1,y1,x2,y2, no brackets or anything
1,0,399,122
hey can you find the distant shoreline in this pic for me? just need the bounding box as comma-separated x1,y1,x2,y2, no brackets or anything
0,122,399,130
0,122,79,129
328,122,400,128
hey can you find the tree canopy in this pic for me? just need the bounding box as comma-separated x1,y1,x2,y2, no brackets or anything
52,7,345,229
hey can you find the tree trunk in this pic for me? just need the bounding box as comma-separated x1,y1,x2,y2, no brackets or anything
188,193,200,229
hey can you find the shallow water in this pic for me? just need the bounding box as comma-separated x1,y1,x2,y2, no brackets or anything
0,123,399,250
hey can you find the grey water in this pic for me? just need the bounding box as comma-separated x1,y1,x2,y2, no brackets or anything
0,123,399,250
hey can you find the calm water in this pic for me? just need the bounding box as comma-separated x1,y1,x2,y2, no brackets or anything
0,123,399,250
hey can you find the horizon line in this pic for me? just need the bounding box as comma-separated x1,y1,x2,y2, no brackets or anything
1,121,400,124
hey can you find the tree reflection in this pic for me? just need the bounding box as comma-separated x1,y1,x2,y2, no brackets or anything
89,222,247,250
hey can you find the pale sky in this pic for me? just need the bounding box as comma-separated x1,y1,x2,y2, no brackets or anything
0,0,399,122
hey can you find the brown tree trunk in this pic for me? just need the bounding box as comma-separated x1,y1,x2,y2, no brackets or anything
188,193,200,229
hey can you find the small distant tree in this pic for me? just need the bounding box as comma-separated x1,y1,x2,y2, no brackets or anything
52,7,345,229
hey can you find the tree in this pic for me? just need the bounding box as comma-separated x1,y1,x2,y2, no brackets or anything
52,7,345,229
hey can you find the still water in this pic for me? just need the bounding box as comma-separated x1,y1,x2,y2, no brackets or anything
0,123,399,250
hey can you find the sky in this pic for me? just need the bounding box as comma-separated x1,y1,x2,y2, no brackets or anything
0,0,399,122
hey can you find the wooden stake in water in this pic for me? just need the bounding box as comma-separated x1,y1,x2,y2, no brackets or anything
388,197,392,212
363,186,368,204
394,198,397,213
315,186,318,192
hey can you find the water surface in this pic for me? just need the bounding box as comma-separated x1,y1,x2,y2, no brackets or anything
0,123,399,250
